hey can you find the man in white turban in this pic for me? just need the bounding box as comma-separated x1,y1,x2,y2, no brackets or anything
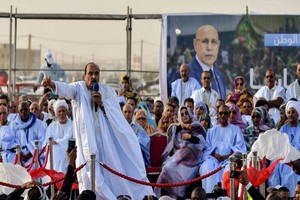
268,100,300,195
43,99,73,173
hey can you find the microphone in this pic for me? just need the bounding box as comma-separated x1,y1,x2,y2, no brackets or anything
92,83,99,112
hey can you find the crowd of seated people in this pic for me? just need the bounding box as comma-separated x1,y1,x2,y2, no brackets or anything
1,63,300,199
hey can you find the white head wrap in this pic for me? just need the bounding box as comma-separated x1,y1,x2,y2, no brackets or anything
53,99,69,116
48,99,56,108
286,100,300,120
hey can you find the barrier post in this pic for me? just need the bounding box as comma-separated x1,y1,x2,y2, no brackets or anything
242,153,248,200
251,151,258,169
90,154,96,192
34,140,39,170
48,137,55,199
258,157,265,197
16,144,21,165
229,155,235,200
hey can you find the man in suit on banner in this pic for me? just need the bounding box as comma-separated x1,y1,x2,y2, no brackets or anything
188,25,227,100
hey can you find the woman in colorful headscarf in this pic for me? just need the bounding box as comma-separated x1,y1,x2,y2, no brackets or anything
155,106,207,199
194,101,208,121
136,101,156,129
118,75,142,105
227,104,247,133
163,102,178,125
199,113,212,131
244,106,273,150
226,76,253,112
134,109,156,135
157,114,172,134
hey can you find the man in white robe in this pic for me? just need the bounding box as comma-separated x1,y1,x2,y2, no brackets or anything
191,71,219,120
171,63,200,106
41,62,154,199
254,69,285,125
286,63,300,101
199,105,246,193
43,99,73,173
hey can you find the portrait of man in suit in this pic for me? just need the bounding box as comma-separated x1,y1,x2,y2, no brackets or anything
188,25,227,100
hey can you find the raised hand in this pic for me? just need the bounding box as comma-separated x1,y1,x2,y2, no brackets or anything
41,76,56,90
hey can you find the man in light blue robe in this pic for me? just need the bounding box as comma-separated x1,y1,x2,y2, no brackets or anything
0,105,16,163
41,62,154,199
199,105,246,193
9,101,46,167
269,101,300,195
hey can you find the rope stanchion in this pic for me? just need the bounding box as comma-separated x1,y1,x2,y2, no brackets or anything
13,154,18,165
15,144,21,166
229,156,236,200
99,161,224,188
48,137,55,198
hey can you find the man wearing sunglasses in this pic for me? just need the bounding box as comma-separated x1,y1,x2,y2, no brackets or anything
191,71,220,122
199,105,246,193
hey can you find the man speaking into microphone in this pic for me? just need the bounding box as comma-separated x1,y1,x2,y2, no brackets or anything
41,62,154,199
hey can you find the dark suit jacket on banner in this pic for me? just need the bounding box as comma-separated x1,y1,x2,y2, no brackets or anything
188,57,226,100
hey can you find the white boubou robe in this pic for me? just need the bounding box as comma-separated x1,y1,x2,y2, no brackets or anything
53,81,154,199
43,118,73,173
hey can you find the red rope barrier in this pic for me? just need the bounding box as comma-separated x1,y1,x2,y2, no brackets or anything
26,149,37,171
99,162,224,188
0,162,87,189
39,146,46,157
42,146,50,168
0,182,19,189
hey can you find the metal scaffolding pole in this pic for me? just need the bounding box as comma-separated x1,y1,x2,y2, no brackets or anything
8,6,13,98
126,7,132,77
13,8,17,101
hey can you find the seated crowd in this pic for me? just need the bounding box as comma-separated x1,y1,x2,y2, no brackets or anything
1,63,300,200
